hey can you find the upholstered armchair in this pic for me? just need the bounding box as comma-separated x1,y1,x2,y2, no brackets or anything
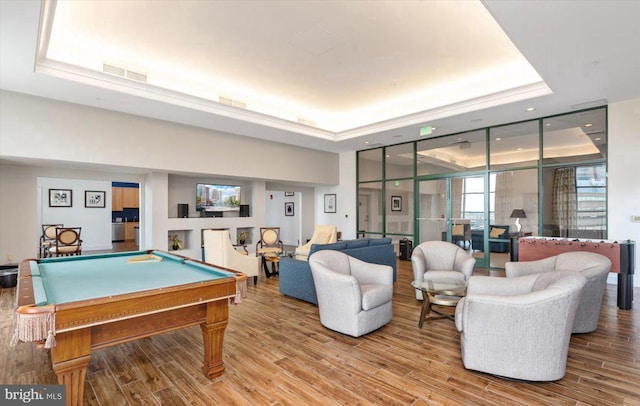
455,272,587,381
203,229,259,284
505,252,611,333
295,225,338,260
411,241,476,300
309,250,393,337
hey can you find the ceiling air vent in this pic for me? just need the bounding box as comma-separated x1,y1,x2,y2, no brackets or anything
126,70,147,83
102,64,147,83
102,64,125,77
218,96,247,109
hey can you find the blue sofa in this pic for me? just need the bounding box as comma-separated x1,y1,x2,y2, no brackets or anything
279,238,397,304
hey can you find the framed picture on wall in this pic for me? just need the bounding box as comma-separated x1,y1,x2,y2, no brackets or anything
85,190,106,208
49,189,72,207
324,194,336,213
285,202,294,216
391,196,402,211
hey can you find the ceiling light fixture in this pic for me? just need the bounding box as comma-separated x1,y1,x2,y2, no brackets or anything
495,137,502,141
584,123,593,127
525,107,536,112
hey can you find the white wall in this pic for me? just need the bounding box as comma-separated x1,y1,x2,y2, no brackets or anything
265,190,300,246
315,152,357,240
608,99,640,287
37,177,112,251
167,174,253,219
0,164,144,263
0,90,338,185
0,92,341,264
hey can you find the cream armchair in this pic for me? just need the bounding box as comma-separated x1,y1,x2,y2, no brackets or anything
203,229,259,284
506,252,611,333
295,225,338,260
411,241,475,300
309,250,393,337
455,272,587,381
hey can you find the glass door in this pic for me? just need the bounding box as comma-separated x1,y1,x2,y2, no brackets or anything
416,179,447,243
416,175,488,268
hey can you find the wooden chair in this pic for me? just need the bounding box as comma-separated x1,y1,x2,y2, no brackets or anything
48,227,82,257
256,227,283,277
39,224,63,258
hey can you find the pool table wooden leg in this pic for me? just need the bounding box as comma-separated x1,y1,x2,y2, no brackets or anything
200,300,229,379
51,328,91,406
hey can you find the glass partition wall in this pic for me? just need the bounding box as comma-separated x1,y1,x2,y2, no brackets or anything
357,107,607,272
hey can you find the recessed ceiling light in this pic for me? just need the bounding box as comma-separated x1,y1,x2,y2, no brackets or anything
545,123,551,126
517,147,523,151
431,127,437,131
495,137,502,141
525,107,536,112
595,137,602,141
584,123,593,127
364,141,370,145
386,154,390,158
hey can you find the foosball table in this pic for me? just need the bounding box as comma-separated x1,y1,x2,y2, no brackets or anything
513,237,635,310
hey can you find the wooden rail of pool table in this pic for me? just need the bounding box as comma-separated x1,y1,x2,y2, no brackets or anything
15,252,247,406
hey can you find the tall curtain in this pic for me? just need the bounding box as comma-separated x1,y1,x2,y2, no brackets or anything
451,178,463,219
552,167,577,237
494,172,514,225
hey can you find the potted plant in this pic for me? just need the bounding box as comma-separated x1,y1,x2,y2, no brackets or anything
170,234,183,251
237,231,249,245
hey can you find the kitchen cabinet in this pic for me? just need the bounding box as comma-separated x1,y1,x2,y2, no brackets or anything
112,187,139,210
123,187,139,208
124,222,139,241
112,187,124,211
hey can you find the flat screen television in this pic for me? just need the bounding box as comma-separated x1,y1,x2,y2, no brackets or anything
196,184,241,213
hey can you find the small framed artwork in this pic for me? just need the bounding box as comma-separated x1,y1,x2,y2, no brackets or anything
391,196,402,211
85,190,106,208
324,194,336,213
284,192,294,196
285,202,294,216
49,189,72,207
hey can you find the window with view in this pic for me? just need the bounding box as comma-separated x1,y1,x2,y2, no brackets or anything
575,165,606,231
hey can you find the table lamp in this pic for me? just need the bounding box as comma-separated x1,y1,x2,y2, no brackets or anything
510,209,527,235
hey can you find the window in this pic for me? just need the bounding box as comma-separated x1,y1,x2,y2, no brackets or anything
575,165,606,231
461,176,491,229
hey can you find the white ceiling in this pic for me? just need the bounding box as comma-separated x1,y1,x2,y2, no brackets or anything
1,0,639,154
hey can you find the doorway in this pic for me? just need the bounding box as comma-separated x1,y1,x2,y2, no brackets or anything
416,175,488,268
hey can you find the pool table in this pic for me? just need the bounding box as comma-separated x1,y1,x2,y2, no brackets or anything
14,250,247,406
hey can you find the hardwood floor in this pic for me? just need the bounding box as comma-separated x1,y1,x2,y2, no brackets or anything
1,260,638,405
